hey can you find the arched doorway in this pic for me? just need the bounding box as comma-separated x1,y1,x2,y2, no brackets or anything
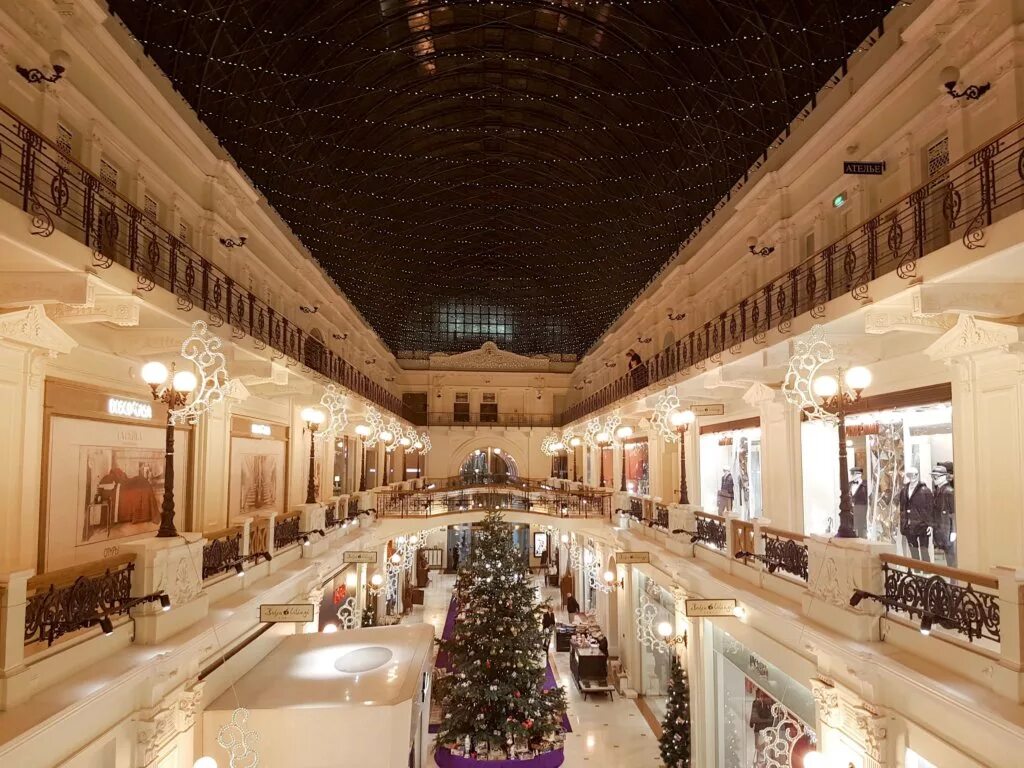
458,447,519,482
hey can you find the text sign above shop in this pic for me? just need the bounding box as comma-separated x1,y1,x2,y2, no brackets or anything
259,603,315,623
106,397,153,420
616,551,651,564
343,550,378,564
250,423,272,436
685,598,738,617
843,160,886,175
691,404,725,417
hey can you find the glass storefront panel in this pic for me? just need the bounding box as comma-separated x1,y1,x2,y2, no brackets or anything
623,440,650,495
801,401,953,564
711,624,816,768
906,749,938,768
635,572,676,721
699,427,763,519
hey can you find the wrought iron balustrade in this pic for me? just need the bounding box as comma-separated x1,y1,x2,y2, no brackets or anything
24,555,136,646
561,118,1024,427
880,554,1000,644
273,513,302,549
693,513,727,550
654,504,669,528
0,104,414,424
761,530,809,581
325,503,339,529
202,527,243,580
374,479,612,518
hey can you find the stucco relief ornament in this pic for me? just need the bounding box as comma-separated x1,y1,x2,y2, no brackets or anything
782,324,837,425
170,321,230,425
315,385,348,442
217,707,260,768
652,386,683,443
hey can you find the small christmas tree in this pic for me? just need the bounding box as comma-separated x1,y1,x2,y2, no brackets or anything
436,511,567,759
659,655,691,768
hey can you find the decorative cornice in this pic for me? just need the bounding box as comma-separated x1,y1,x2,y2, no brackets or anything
864,308,954,336
427,341,550,371
0,304,77,355
48,294,142,327
924,314,1024,361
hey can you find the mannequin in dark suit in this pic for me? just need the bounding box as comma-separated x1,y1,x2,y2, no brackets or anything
900,467,934,562
717,469,734,513
849,467,868,537
931,461,956,567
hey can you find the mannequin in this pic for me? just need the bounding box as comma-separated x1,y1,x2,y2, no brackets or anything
931,461,956,567
850,467,868,537
717,468,734,513
899,467,933,562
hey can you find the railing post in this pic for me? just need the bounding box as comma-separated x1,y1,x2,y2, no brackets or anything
0,570,32,676
803,536,893,642
725,513,742,560
237,517,253,558
751,517,770,558
992,566,1024,694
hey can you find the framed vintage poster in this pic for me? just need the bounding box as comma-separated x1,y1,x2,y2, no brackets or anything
229,435,287,517
44,415,191,570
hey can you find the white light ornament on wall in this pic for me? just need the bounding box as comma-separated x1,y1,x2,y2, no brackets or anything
583,417,602,448
315,385,348,442
635,596,672,655
782,325,838,425
216,707,259,768
381,417,403,452
757,703,818,768
361,406,385,446
584,554,615,594
336,596,359,629
541,432,560,456
170,320,230,425
417,432,432,455
603,410,622,443
652,386,684,443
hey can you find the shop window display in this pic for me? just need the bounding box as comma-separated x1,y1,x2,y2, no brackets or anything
711,625,816,768
623,440,650,495
699,428,762,519
905,749,938,768
635,573,676,721
801,402,954,564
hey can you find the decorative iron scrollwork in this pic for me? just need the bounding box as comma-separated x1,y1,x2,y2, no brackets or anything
762,535,809,581
28,193,53,237
694,516,726,550
883,562,1000,643
24,562,134,646
50,166,69,216
274,515,301,549
202,532,242,580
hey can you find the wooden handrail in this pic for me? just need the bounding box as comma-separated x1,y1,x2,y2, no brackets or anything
879,553,998,589
694,511,725,522
204,526,243,542
27,553,137,592
761,525,807,542
278,510,302,522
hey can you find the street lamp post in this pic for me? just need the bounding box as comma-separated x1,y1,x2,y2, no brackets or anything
354,424,371,491
670,408,696,504
141,362,198,538
596,432,611,487
301,407,326,504
569,436,582,482
812,366,872,538
616,425,633,492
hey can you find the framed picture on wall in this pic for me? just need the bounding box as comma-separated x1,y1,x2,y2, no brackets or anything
229,435,287,517
533,531,548,558
44,416,191,570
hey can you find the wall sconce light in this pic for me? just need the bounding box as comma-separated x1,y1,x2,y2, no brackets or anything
940,66,990,101
219,235,247,248
657,621,688,647
747,236,775,257
16,50,69,84
332,332,348,340
299,305,319,314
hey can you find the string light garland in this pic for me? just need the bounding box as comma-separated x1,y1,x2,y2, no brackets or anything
109,0,911,357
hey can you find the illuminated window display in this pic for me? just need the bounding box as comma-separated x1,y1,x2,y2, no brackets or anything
699,421,762,519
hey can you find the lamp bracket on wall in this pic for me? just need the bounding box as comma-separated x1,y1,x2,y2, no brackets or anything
299,305,319,314
667,310,686,321
219,236,247,248
332,332,348,340
636,335,652,344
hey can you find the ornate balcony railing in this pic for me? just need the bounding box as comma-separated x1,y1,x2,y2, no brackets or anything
325,503,339,529
273,512,302,550
249,517,270,555
761,528,809,582
24,554,136,646
202,527,243,580
0,104,414,424
375,479,612,518
693,512,727,551
561,118,1024,426
880,554,1000,645
416,411,556,428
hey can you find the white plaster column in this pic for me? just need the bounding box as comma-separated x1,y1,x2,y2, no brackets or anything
744,382,804,532
191,396,232,533
0,306,76,572
925,315,1024,571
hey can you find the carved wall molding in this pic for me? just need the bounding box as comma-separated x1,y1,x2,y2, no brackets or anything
864,308,954,336
0,304,78,355
925,313,1024,361
427,341,550,371
48,294,142,327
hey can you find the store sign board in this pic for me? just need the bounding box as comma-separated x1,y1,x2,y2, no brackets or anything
259,603,314,623
250,423,272,436
692,404,725,417
107,397,153,420
343,550,378,564
616,551,650,564
843,160,886,175
685,598,737,617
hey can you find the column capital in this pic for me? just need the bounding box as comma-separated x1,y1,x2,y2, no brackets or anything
925,313,1024,362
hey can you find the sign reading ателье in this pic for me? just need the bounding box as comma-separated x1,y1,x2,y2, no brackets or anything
685,598,738,617
259,604,315,623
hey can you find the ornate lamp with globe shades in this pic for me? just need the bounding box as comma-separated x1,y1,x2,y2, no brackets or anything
300,406,326,504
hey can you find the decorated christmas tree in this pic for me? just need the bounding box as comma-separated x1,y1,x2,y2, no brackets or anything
659,656,692,768
436,511,567,760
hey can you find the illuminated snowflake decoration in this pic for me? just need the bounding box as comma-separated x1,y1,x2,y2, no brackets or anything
585,556,612,594
336,596,359,629
315,385,348,442
217,707,260,768
782,324,837,425
171,320,230,425
566,533,582,569
757,703,817,768
382,416,403,452
652,386,683,444
603,409,622,441
541,431,560,456
417,432,432,455
560,425,576,448
583,417,602,448
363,406,385,447
635,596,669,655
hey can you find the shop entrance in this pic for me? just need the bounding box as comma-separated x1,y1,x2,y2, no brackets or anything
458,447,520,482
445,522,529,572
